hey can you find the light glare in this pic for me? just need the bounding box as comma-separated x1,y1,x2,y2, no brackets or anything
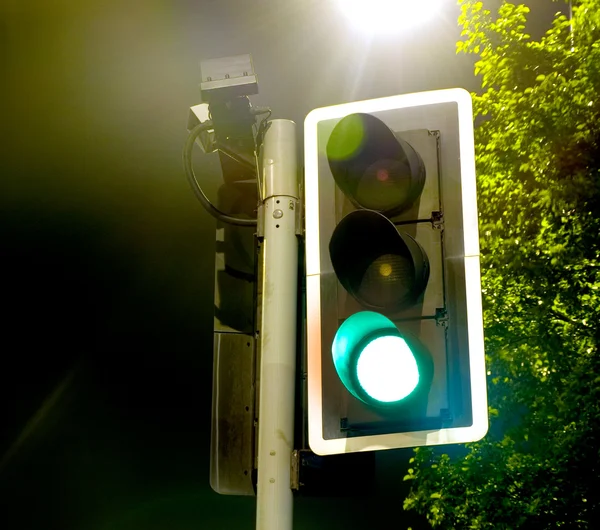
338,0,445,35
356,335,419,402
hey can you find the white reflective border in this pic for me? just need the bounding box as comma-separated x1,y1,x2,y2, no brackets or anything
304,88,488,455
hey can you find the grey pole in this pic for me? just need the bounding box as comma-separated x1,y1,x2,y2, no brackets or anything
255,120,299,530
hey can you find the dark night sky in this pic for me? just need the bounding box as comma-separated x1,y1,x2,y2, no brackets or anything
1,1,563,528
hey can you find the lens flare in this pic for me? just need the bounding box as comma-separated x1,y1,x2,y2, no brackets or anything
326,114,365,161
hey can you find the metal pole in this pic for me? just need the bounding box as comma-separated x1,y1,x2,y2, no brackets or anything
568,0,573,20
568,0,575,52
568,0,574,45
256,119,299,530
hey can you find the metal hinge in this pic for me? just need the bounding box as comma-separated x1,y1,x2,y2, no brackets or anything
294,199,303,237
290,450,300,490
435,307,448,327
431,211,444,230
256,204,265,239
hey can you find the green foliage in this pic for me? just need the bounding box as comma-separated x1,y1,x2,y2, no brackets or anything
403,1,600,528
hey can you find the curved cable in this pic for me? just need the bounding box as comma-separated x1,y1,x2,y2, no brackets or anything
183,121,258,227
254,109,272,202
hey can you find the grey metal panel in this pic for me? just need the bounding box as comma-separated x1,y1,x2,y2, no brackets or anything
213,180,258,334
210,332,256,496
213,224,256,334
199,54,258,100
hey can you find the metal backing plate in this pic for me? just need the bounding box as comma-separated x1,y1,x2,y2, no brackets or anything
210,332,256,495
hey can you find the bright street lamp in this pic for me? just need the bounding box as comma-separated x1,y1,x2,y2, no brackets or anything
337,0,446,35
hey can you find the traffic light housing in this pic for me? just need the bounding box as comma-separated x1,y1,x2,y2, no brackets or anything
304,89,487,455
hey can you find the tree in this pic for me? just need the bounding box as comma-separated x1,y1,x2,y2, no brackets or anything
402,1,600,528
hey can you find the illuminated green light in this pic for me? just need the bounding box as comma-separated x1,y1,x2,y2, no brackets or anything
332,311,422,407
356,335,419,402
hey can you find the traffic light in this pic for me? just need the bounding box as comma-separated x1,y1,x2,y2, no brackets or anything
304,89,488,455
